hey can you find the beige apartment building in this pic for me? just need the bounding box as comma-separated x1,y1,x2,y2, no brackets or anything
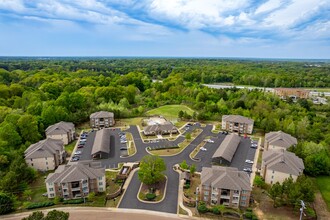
200,166,251,208
45,121,75,145
265,131,297,151
261,149,304,184
24,138,65,171
90,111,115,128
45,163,106,199
222,115,254,134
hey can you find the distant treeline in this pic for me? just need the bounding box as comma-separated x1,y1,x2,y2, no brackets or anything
0,58,329,87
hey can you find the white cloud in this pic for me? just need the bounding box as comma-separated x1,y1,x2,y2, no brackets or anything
0,0,25,12
255,0,284,15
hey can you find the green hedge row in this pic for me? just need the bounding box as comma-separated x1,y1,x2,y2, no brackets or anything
26,202,55,209
63,199,84,204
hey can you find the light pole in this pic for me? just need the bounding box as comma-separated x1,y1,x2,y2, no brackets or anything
299,200,306,220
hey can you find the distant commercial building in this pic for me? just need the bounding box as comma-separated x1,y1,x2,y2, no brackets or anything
91,129,110,159
265,131,297,151
25,138,65,171
90,111,115,128
274,88,309,100
200,166,251,208
212,134,241,166
45,163,105,199
222,115,254,134
45,121,75,145
261,149,304,185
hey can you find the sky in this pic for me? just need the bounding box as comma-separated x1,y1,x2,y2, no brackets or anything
0,0,329,59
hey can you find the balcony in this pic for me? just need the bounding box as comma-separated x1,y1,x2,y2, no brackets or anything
71,187,81,191
220,194,230,199
222,202,230,206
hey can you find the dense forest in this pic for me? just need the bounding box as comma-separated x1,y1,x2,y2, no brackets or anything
0,58,329,209
0,58,329,87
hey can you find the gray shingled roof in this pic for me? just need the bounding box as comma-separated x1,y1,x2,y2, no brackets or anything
45,121,75,135
46,163,104,184
90,111,114,119
222,115,254,125
144,122,177,133
91,129,110,155
265,131,297,149
263,149,304,176
212,133,241,162
201,166,251,191
25,138,64,159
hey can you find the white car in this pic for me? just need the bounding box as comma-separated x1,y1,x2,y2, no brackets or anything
245,159,254,164
200,147,207,151
74,151,82,155
205,139,214,143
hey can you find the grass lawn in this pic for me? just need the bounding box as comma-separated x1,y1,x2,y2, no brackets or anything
116,117,145,128
125,133,136,155
316,176,330,210
105,171,121,194
183,174,200,199
65,140,77,156
146,105,195,120
28,174,49,203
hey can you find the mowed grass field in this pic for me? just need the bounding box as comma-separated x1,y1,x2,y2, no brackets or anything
146,105,195,119
316,176,330,210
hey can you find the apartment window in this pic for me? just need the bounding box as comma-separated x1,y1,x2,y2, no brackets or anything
50,193,54,197
30,158,33,161
49,188,54,192
241,196,247,201
46,162,48,165
99,187,103,191
31,163,34,166
240,201,246,206
99,182,103,186
271,181,273,184
242,190,247,194
272,170,275,174
204,191,209,196
271,176,274,179
49,183,53,186
98,177,102,180
204,196,208,201
45,157,47,160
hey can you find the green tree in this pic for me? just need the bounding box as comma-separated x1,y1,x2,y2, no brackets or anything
22,211,44,220
138,155,166,185
179,160,189,170
0,191,15,215
185,132,191,140
0,122,22,148
17,114,41,143
269,182,282,207
44,210,69,220
189,164,196,177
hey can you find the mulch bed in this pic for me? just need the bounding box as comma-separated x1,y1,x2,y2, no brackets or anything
140,177,167,201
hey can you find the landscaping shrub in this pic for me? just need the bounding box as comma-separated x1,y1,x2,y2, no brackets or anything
184,184,190,189
212,207,220,215
197,202,208,213
26,202,55,209
146,193,156,201
63,199,84,204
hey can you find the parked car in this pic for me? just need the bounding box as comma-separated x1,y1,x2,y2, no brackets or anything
77,144,84,148
120,147,127,150
251,144,258,149
71,156,80,162
200,147,207,151
245,159,254,164
243,168,252,173
120,140,127,144
74,151,82,155
205,139,214,143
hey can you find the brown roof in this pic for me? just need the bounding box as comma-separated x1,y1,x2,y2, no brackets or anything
90,111,114,119
46,163,104,184
263,150,304,176
222,115,254,125
212,134,241,162
25,138,64,159
45,121,75,135
91,129,110,155
265,131,297,149
201,166,251,191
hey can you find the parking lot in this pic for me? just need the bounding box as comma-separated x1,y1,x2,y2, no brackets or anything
195,133,257,173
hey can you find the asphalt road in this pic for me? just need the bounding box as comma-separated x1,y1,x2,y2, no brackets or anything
75,124,257,214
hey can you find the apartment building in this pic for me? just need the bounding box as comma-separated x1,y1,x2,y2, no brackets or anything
45,121,75,145
200,166,251,208
261,149,304,184
25,138,65,171
222,115,254,134
45,163,106,199
90,111,115,128
265,131,297,151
